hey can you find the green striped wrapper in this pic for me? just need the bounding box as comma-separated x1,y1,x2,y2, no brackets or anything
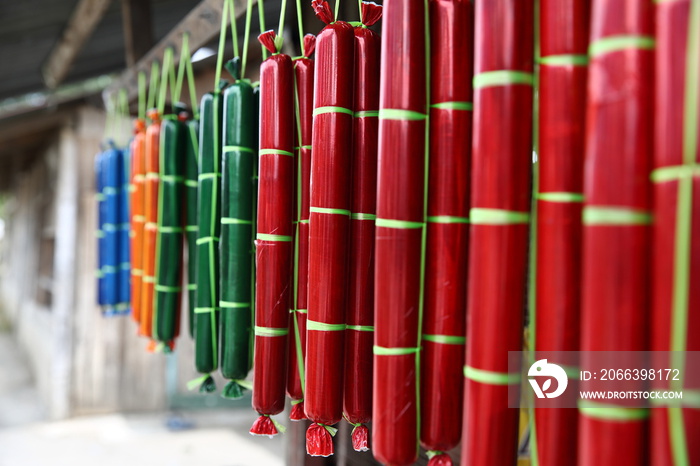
185,118,199,338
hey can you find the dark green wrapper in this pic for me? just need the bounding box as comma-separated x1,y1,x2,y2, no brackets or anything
185,118,200,338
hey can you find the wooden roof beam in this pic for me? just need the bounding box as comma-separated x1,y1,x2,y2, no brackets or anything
42,0,113,89
121,0,154,68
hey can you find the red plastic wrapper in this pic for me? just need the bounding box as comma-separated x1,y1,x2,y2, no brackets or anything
461,1,533,465
651,1,700,464
140,109,161,340
420,0,472,460
305,0,355,456
579,1,654,465
533,0,589,464
129,118,147,326
251,31,295,436
343,1,381,448
286,34,316,420
373,0,428,464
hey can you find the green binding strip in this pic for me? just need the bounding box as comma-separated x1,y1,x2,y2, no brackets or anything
159,226,183,233
185,180,198,187
378,109,427,121
187,283,197,290
133,214,146,222
651,390,700,408
102,265,118,274
309,206,351,216
198,172,221,180
375,218,424,229
103,187,118,195
430,101,473,111
299,219,309,224
373,345,421,355
160,174,184,183
313,106,354,117
95,230,105,238
223,145,255,153
582,206,652,225
145,172,159,179
142,276,155,283
132,269,143,276
102,223,118,232
464,366,521,385
537,192,585,202
185,225,198,232
589,35,656,58
155,284,181,292
256,233,292,242
220,301,250,308
221,217,253,225
539,54,589,66
651,164,700,182
292,309,307,314
351,213,376,220
259,148,294,157
95,193,105,202
307,320,346,331
669,4,700,463
473,70,534,88
346,325,374,332
470,208,530,224
120,262,130,270
194,306,220,313
296,144,313,150
422,334,466,345
354,110,379,118
578,400,650,421
427,215,470,224
254,326,289,337
196,236,220,245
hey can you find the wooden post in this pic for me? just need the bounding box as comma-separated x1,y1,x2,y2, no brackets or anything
121,0,154,68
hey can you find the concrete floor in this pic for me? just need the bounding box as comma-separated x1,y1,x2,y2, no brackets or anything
0,332,286,466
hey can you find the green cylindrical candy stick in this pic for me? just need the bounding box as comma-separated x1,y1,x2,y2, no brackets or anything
219,58,258,399
153,112,187,347
193,85,225,392
185,118,200,338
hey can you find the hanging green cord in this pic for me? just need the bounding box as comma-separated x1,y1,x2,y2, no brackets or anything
242,0,255,77
147,61,160,112
277,0,288,37
214,0,231,88
158,48,174,114
228,0,240,59
104,95,115,142
259,0,268,60
334,0,340,21
118,88,129,147
138,72,147,120
295,0,304,52
356,0,361,21
175,35,188,104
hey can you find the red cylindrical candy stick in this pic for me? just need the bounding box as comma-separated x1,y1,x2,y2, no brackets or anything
130,118,147,326
250,30,295,437
651,1,700,465
373,0,429,464
344,1,382,454
287,34,315,422
421,1,472,464
305,0,355,456
462,1,533,465
533,0,589,464
579,1,654,465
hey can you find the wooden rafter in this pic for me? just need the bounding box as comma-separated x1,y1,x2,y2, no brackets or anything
121,0,154,68
42,0,113,89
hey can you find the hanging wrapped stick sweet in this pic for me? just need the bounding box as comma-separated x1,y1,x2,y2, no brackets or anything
96,150,107,307
287,33,315,421
461,0,533,465
421,1,472,464
652,1,700,464
116,90,131,314
372,0,429,464
533,0,589,464
343,1,381,453
130,117,147,325
579,1,654,465
102,143,122,312
305,0,355,456
185,118,199,338
250,29,294,437
220,56,258,399
152,109,187,348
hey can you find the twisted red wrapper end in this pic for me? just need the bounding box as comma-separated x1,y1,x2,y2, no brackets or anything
146,340,157,353
250,415,279,438
311,0,334,24
302,34,316,58
351,424,369,452
134,118,146,133
360,1,382,27
289,401,307,421
258,30,278,54
427,452,453,466
306,423,334,457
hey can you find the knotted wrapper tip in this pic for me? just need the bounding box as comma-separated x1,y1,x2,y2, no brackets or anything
311,0,334,24
289,400,307,421
186,374,216,393
427,451,453,466
351,424,369,452
360,1,382,27
306,422,337,457
302,34,316,58
250,415,286,438
221,380,246,399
